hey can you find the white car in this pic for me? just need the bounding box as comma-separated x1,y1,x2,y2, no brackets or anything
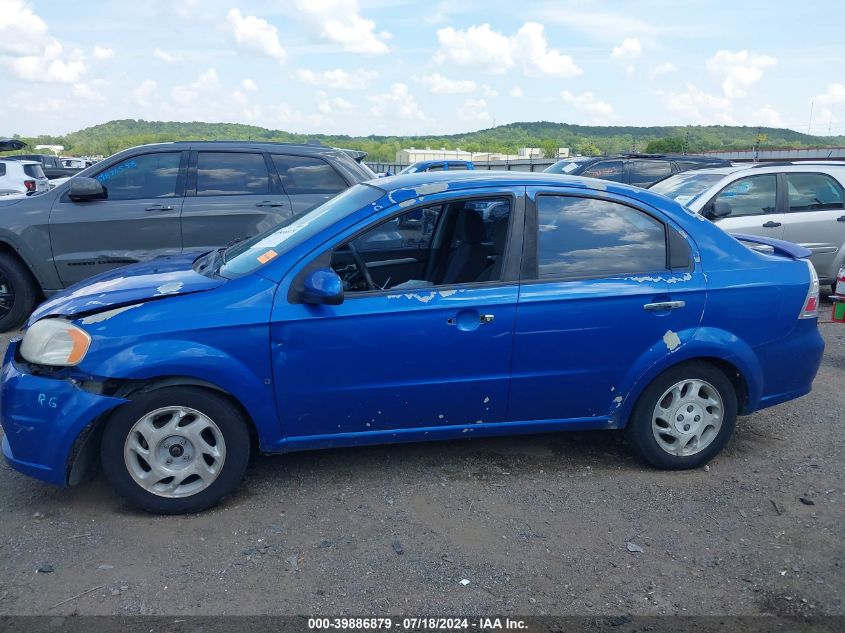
0,159,49,196
651,162,845,291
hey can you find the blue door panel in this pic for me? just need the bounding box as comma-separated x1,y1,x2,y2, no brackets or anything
272,285,518,438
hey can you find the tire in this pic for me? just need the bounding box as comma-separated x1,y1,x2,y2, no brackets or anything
100,386,251,515
0,252,38,332
625,361,737,470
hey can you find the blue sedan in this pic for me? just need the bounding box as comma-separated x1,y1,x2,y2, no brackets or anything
0,172,824,514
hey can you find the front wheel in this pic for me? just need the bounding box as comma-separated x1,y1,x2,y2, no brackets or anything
626,361,737,469
100,387,251,514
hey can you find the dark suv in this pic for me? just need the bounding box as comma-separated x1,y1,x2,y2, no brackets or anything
5,154,84,180
0,141,373,330
543,153,731,188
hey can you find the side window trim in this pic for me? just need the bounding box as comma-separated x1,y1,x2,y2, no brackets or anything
522,190,675,283
782,171,845,213
287,190,526,303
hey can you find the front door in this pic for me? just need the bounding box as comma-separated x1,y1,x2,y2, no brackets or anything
269,154,350,218
49,151,186,286
509,189,707,423
710,173,786,239
270,190,524,443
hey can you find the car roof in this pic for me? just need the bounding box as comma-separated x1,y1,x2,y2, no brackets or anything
672,162,845,178
110,140,352,155
373,169,645,196
0,158,39,165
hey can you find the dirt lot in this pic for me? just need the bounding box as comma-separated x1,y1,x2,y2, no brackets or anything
0,300,843,617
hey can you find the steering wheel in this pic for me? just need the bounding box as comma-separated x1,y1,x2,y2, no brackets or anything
347,241,376,291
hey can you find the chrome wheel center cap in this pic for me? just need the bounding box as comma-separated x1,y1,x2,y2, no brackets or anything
673,402,704,434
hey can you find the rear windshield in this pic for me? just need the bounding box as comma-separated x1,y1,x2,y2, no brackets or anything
219,183,384,279
544,158,591,175
649,172,725,206
23,164,45,179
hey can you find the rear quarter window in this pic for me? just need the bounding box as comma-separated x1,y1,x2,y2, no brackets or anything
272,155,348,195
23,164,45,179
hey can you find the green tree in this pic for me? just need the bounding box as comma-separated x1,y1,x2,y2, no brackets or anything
645,137,685,153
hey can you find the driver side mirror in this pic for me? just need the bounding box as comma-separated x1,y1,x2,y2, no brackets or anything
68,176,106,202
302,268,344,305
707,199,732,219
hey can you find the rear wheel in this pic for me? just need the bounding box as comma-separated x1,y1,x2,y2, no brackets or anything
626,361,737,469
0,252,38,332
101,387,251,514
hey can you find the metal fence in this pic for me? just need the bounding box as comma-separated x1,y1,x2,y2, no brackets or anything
366,159,558,174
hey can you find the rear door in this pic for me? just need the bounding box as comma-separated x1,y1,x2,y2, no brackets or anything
510,189,706,423
707,173,786,239
580,160,625,183
779,171,845,283
627,159,673,187
270,154,350,217
48,150,186,286
180,150,292,253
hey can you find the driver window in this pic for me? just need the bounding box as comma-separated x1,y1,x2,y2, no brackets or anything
712,175,776,217
331,197,511,293
94,152,182,200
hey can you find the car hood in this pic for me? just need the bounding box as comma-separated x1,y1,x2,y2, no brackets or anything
29,252,225,323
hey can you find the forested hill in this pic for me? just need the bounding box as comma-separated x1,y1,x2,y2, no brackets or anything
9,119,845,162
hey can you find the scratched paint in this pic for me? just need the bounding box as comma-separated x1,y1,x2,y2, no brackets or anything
663,330,681,351
79,303,142,324
155,281,184,295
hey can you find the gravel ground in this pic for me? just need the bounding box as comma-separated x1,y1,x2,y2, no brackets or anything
0,298,842,617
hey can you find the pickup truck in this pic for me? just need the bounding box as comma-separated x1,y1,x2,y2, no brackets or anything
5,154,84,180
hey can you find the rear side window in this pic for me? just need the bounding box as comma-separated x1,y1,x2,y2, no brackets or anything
272,155,347,195
581,160,624,183
447,163,469,170
786,173,844,211
629,160,672,187
197,152,269,196
536,196,667,279
712,174,776,217
95,152,182,200
23,164,45,179
0,163,5,177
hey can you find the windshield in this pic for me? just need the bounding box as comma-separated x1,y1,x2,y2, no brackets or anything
649,172,726,206
219,183,384,279
544,158,591,174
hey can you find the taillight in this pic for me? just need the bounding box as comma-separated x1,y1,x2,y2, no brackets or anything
799,260,819,319
24,180,36,192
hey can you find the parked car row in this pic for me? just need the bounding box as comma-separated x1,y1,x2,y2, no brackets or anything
0,141,374,330
0,170,824,514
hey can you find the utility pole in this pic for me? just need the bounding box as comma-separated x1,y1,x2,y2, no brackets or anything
631,135,637,153
807,100,815,135
683,126,691,155
753,126,761,162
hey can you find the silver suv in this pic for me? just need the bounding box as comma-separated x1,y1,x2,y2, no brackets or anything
651,162,845,291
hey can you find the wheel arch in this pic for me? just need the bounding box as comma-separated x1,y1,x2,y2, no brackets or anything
0,237,51,294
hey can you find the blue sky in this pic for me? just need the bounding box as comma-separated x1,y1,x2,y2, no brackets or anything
2,0,845,137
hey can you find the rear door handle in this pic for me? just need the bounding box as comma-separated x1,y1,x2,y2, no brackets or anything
256,201,285,207
643,300,685,311
447,314,495,325
145,204,174,211
762,221,781,228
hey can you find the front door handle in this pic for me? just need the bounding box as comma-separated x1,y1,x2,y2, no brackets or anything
837,215,845,222
145,204,174,211
256,201,285,207
643,300,685,311
762,221,781,228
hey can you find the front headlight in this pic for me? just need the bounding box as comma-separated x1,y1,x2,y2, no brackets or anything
20,319,91,366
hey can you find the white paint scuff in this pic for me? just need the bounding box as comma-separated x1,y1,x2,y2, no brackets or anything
79,303,143,324
663,330,681,351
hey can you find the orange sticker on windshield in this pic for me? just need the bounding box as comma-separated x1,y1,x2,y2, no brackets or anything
257,249,278,264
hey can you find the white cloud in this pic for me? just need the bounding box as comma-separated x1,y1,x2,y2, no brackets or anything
509,86,523,98
706,50,777,98
611,38,641,73
294,68,377,90
170,67,219,106
415,73,476,94
241,78,257,92
153,48,182,64
650,62,676,78
132,79,157,108
232,90,249,106
811,83,845,133
434,23,513,73
92,46,114,60
457,97,492,125
754,104,784,127
481,84,499,97
434,22,581,78
662,83,736,124
317,91,352,115
225,8,286,63
1,2,87,83
294,0,390,55
368,83,425,120
561,90,614,123
73,81,106,102
514,22,582,78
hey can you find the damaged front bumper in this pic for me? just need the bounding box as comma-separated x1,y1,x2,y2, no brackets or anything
0,340,127,486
